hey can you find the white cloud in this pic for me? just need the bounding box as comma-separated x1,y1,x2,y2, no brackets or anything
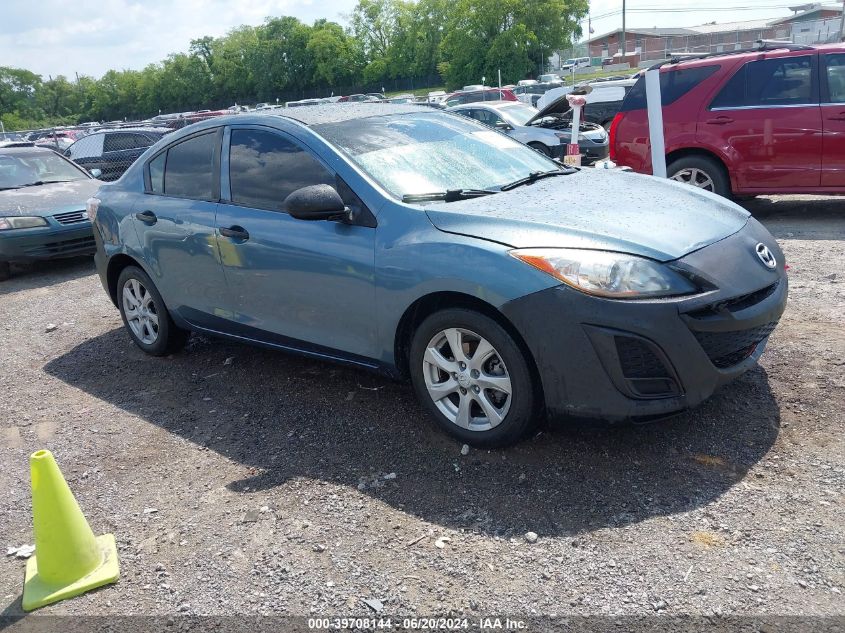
0,0,357,78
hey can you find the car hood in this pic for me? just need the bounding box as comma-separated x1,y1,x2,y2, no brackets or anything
525,92,574,125
0,179,100,217
423,169,750,261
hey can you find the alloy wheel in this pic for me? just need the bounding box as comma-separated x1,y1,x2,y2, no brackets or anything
122,278,159,345
670,167,715,191
422,328,512,432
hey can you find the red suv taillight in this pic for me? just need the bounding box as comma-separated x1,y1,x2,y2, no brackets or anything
608,112,623,162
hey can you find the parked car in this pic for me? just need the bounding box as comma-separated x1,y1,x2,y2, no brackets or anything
517,79,539,87
64,128,171,181
427,90,448,104
444,88,518,107
513,82,559,106
538,73,563,84
90,104,786,446
611,42,845,197
561,57,591,72
537,80,636,130
0,145,101,280
389,94,416,104
447,100,609,164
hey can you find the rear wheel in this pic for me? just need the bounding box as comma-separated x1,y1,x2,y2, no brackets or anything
117,266,188,356
667,155,731,198
409,308,539,447
0,261,9,282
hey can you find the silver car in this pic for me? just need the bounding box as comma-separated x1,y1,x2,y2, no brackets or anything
447,100,608,164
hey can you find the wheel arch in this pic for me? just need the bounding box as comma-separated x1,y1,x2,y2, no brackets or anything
106,253,144,307
393,291,543,403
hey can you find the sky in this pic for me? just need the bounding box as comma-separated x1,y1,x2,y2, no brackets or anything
0,0,814,79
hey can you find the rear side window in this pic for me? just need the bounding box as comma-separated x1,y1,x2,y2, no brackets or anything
711,55,814,108
160,132,217,199
228,129,335,211
621,65,720,111
67,133,104,160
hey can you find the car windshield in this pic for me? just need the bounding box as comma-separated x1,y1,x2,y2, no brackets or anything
564,59,576,66
312,112,558,199
0,151,87,190
497,103,541,126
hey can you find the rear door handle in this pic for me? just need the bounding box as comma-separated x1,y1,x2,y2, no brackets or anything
828,113,845,121
135,210,157,224
219,225,249,241
705,116,734,125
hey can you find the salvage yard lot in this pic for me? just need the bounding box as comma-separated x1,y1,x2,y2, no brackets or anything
1,196,843,619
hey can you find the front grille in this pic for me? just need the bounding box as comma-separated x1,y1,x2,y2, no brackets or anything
693,321,778,369
53,210,88,225
614,335,680,398
24,235,95,257
688,281,779,318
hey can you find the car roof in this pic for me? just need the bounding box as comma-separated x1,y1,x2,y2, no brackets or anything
451,100,524,110
0,145,63,155
657,42,838,71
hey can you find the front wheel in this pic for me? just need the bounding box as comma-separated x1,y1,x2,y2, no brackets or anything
117,265,188,356
409,308,539,447
667,155,731,198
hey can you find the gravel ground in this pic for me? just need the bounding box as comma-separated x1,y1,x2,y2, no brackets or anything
1,195,843,626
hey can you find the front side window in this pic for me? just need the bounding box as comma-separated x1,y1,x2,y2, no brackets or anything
313,111,557,199
104,133,152,153
162,131,217,200
825,53,845,103
228,129,335,211
711,55,814,108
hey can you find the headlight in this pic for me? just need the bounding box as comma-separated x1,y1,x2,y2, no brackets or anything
0,216,49,230
511,248,698,298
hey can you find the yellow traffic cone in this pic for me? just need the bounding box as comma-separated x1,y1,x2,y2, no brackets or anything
21,449,119,611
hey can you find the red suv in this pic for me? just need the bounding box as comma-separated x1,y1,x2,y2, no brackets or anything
611,43,845,197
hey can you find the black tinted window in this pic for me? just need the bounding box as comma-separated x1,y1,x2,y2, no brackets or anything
229,129,335,211
712,56,814,108
825,53,845,103
621,65,720,111
104,133,152,153
163,132,216,199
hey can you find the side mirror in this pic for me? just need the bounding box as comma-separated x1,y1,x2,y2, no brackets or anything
284,184,349,222
494,120,513,131
89,168,102,178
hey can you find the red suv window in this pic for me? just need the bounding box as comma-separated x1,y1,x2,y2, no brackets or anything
710,56,816,109
621,65,720,111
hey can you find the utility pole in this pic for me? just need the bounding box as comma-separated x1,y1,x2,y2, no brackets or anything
622,0,627,56
840,0,844,42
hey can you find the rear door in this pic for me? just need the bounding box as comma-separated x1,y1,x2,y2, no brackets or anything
702,54,822,191
136,128,229,327
821,52,845,188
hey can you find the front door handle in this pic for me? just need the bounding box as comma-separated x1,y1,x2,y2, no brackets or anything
135,210,157,224
827,113,845,121
705,116,734,125
219,225,249,241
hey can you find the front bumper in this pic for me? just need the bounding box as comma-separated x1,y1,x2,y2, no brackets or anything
0,222,95,263
500,219,787,421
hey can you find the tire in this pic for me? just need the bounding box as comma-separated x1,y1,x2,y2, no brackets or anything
0,261,10,282
667,155,731,198
528,142,552,157
117,265,188,356
409,308,539,447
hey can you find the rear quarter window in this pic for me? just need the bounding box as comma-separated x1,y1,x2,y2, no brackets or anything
621,65,720,111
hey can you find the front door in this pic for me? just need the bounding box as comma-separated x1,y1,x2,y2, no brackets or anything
821,52,845,188
214,126,378,360
701,54,822,191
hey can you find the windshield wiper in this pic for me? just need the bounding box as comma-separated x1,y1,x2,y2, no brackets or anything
18,180,72,188
499,169,575,192
401,189,497,203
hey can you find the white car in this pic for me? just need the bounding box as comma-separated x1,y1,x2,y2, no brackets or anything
427,90,447,104
517,79,539,87
561,57,591,72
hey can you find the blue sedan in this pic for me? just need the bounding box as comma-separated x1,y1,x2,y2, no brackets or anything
90,104,787,446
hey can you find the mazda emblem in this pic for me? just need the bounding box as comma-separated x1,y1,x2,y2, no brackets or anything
755,243,777,269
